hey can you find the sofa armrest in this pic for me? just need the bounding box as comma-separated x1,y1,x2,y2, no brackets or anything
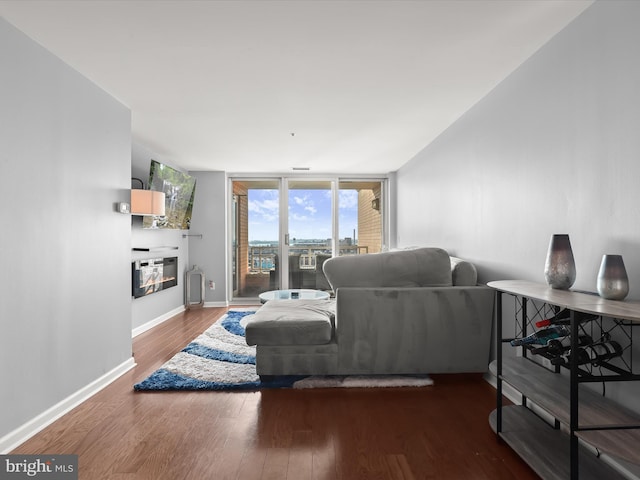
334,286,495,374
450,257,478,286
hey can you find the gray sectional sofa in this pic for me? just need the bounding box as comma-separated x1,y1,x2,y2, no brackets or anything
245,247,495,376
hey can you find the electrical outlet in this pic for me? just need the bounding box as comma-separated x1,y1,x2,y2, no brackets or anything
117,202,130,214
209,281,215,290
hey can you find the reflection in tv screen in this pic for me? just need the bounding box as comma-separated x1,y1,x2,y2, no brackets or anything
143,160,196,230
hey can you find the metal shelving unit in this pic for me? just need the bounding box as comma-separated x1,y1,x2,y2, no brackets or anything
488,280,640,480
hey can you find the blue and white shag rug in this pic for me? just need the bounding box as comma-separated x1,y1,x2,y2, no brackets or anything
134,309,433,391
134,309,293,391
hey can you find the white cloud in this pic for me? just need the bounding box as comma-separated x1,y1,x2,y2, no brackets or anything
249,197,279,220
339,190,358,209
247,190,281,231
291,193,318,217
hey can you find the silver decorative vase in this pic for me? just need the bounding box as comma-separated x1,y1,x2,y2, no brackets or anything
544,234,576,289
597,254,629,300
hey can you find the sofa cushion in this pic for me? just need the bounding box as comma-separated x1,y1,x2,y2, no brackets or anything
323,247,452,290
245,299,335,346
450,257,478,286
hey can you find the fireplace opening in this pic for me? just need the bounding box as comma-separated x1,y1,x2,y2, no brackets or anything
132,256,178,298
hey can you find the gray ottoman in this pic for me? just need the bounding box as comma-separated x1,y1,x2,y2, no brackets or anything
245,298,335,346
245,298,338,376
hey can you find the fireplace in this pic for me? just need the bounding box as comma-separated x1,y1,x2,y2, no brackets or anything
132,256,178,298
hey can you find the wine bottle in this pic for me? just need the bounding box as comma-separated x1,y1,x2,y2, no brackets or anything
579,340,623,365
535,309,570,328
552,340,623,366
510,325,570,347
532,334,593,356
535,309,598,328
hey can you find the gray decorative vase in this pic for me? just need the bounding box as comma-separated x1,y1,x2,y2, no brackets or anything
597,254,629,300
544,234,576,289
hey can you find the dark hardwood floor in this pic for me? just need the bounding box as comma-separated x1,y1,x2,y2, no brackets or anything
12,307,539,479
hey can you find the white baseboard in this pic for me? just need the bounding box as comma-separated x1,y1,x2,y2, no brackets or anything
203,301,228,308
483,371,523,405
132,305,185,338
132,303,234,338
0,357,136,454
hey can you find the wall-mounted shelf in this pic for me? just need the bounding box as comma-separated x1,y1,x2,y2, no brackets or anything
133,246,179,252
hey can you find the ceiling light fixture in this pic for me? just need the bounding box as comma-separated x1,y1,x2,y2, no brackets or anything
292,167,310,171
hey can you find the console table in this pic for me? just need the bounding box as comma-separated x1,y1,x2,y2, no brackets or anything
488,280,640,480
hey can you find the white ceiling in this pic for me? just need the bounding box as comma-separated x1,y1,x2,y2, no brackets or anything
0,0,593,174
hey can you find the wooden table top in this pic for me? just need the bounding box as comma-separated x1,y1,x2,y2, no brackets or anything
488,280,640,323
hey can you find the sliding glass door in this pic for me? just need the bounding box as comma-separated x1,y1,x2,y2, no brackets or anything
286,179,334,291
229,177,386,302
231,179,280,299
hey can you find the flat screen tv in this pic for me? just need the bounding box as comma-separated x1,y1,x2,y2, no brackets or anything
143,160,196,230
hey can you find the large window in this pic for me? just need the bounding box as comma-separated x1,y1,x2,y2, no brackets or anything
339,180,383,255
230,177,386,301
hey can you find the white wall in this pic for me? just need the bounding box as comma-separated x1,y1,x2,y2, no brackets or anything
397,0,640,294
396,0,640,411
131,143,190,331
188,171,228,305
0,18,132,442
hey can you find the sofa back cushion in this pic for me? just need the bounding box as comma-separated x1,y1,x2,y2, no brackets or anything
323,247,453,290
450,256,478,286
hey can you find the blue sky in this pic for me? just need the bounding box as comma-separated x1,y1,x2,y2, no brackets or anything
248,188,358,242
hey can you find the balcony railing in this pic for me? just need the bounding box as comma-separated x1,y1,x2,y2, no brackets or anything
248,245,368,273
